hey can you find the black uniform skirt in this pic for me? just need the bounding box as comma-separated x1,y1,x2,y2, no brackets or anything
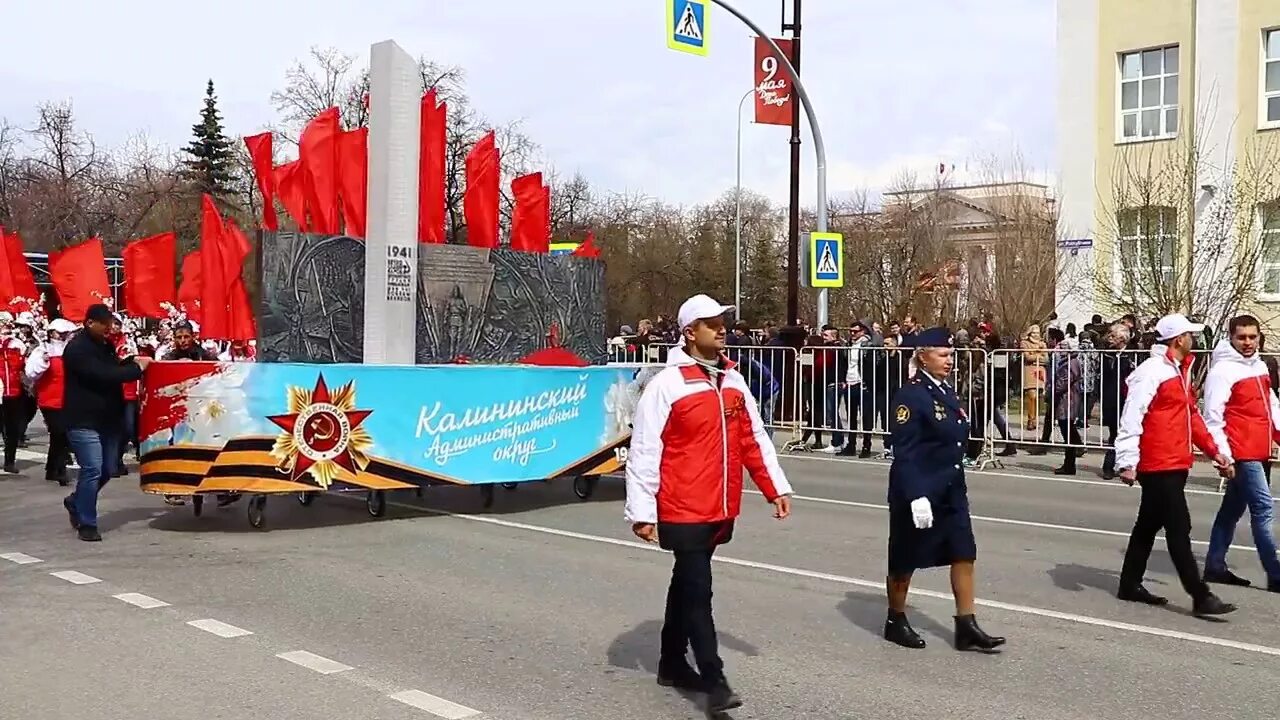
887,484,977,576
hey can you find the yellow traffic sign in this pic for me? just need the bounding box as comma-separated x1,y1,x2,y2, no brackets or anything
667,0,708,56
808,232,844,288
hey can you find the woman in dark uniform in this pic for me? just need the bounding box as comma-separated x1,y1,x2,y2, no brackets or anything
883,327,1006,652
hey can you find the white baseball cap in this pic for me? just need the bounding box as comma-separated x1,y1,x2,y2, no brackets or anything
49,319,77,334
677,294,735,331
1155,313,1204,341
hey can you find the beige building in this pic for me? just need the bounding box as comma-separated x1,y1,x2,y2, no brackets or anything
1056,0,1280,332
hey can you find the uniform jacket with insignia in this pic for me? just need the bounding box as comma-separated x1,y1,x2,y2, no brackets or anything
888,373,969,505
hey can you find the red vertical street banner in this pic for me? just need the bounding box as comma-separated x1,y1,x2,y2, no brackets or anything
509,172,549,253
337,127,368,239
2,232,36,303
243,132,278,231
299,107,341,235
273,160,311,232
49,237,111,322
463,131,500,249
122,232,176,319
753,37,795,126
177,251,202,323
418,90,447,244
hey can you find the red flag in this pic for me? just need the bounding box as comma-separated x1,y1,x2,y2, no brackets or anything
122,232,176,319
463,131,500,249
273,161,311,232
418,90,447,244
572,231,602,258
199,195,232,338
4,233,37,303
177,251,202,323
243,132,278,231
753,37,796,126
0,230,16,306
509,172,550,253
49,237,111,322
299,107,341,235
223,219,257,342
337,127,368,239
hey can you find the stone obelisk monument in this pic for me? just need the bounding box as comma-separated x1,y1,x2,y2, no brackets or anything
362,39,420,364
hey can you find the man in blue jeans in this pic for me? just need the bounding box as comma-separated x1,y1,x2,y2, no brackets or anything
60,304,150,542
1201,314,1280,591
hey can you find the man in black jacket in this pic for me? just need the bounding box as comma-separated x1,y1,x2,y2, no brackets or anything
62,304,150,542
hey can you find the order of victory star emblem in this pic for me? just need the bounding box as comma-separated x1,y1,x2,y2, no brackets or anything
267,374,373,489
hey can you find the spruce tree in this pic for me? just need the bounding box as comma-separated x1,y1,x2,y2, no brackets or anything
183,79,236,199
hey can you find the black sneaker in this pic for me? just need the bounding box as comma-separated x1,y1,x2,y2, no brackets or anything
62,497,81,530
1266,579,1280,593
706,682,743,713
1193,593,1237,617
1204,568,1252,587
77,525,102,542
1117,584,1168,606
656,661,704,692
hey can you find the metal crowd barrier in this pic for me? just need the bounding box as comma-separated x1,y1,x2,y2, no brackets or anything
611,343,1258,470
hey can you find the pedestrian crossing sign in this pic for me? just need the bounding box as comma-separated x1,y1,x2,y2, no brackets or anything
808,232,844,288
667,0,708,56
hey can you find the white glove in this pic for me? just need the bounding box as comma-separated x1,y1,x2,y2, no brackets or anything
910,497,933,530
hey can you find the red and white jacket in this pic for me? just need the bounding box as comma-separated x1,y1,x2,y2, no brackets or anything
1115,344,1219,473
1202,339,1280,463
624,347,792,525
0,335,27,399
24,340,65,410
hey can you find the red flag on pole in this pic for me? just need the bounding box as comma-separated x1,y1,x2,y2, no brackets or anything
122,232,176,319
337,127,368,239
198,195,232,339
509,172,550,253
753,37,795,126
299,107,341,235
463,131,500,249
3,232,37,305
177,251,202,323
572,231,602,258
243,132,278,231
223,219,257,342
273,160,311,232
418,90,447,244
49,237,111,322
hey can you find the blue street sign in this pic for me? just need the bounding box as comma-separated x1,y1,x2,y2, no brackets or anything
667,0,708,56
809,232,844,289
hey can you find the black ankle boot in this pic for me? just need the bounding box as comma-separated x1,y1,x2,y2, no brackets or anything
954,614,1005,652
883,610,926,649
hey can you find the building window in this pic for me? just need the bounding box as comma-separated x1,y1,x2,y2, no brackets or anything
1116,207,1177,287
1261,205,1280,295
1119,46,1179,140
1265,29,1280,127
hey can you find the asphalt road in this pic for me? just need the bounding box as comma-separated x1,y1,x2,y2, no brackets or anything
2,434,1278,719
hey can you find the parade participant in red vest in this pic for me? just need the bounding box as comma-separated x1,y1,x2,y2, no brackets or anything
626,293,793,714
0,312,28,474
26,318,78,485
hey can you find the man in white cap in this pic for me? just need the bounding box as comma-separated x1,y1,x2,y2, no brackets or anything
1114,313,1236,617
625,293,793,714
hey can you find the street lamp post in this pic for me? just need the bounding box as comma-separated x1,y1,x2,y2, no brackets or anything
707,0,830,326
735,87,753,319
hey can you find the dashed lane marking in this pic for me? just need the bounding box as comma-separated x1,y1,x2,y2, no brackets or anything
113,592,170,609
49,570,100,585
276,650,354,675
187,619,253,638
0,552,42,564
388,689,482,719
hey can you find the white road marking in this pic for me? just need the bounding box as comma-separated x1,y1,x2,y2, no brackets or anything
0,552,42,564
741,489,1258,552
49,570,100,585
276,650,353,675
388,689,482,719
374,497,1280,659
113,592,170,609
780,452,1235,499
187,619,253,638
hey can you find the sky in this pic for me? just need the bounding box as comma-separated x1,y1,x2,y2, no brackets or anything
0,0,1056,209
